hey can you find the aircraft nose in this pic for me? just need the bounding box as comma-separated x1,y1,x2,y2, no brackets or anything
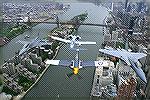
137,68,147,83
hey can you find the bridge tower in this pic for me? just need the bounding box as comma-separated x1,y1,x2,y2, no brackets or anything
55,14,60,28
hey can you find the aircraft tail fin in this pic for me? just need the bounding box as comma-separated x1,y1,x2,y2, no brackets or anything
70,48,87,51
16,40,29,45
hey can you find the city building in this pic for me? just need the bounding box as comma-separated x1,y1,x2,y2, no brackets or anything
145,45,150,98
29,53,42,65
0,92,12,100
17,64,37,81
2,63,16,75
116,77,137,100
23,58,41,72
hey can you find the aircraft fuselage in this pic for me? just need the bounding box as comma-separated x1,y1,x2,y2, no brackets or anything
70,37,78,48
70,50,82,75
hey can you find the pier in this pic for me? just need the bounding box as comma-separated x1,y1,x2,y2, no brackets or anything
90,55,114,98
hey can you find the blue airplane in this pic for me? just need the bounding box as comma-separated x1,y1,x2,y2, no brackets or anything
17,37,51,56
99,47,147,66
45,49,108,78
99,47,147,83
50,35,96,49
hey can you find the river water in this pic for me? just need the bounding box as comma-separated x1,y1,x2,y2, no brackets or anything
0,1,109,100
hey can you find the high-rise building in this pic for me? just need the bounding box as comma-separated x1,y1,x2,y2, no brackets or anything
116,77,137,100
29,53,42,65
145,44,150,98
125,0,128,10
25,58,41,72
2,63,16,75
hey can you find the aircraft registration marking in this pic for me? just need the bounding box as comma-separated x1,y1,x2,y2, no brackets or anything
98,62,103,66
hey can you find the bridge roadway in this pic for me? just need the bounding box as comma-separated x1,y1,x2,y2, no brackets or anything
4,21,127,29
30,21,127,29
34,21,109,27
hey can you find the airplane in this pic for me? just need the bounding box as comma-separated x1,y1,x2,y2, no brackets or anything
50,35,96,49
45,49,109,79
99,47,147,83
16,37,51,56
128,57,147,83
99,47,147,66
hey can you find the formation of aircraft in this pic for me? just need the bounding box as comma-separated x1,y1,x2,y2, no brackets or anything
17,34,147,83
99,47,147,83
16,37,51,56
50,35,96,49
45,48,109,79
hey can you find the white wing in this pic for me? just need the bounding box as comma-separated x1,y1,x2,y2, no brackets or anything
45,60,72,67
51,36,71,43
99,49,130,65
130,52,147,62
99,48,147,65
99,49,121,58
81,60,110,68
75,41,96,45
16,40,30,45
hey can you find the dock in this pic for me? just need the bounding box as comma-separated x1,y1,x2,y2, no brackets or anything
90,55,114,98
90,51,139,99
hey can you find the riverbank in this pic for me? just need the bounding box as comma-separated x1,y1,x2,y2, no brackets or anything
0,17,53,47
13,44,62,100
0,4,70,47
0,22,38,47
20,12,88,100
0,12,88,100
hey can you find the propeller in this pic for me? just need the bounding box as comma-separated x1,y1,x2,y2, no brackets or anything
70,48,87,51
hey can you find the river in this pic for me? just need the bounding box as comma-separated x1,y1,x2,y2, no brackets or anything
0,1,109,100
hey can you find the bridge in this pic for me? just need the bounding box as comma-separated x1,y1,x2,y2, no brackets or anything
35,21,109,27
27,21,128,29
3,19,127,29
38,21,127,29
